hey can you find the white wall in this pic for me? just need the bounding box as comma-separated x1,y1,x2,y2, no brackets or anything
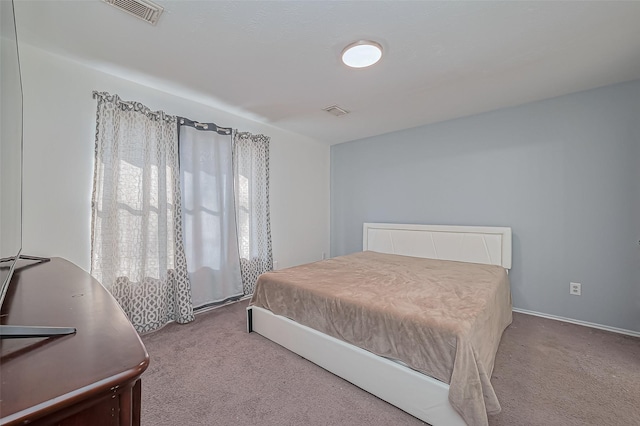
20,44,330,272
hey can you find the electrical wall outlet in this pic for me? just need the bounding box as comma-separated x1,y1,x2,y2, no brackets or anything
570,282,581,296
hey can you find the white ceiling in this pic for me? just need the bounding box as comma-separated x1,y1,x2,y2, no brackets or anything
14,0,640,145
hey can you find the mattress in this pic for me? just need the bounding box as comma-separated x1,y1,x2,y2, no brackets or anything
249,251,512,426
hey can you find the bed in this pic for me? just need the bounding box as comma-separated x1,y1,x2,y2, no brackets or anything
247,223,512,426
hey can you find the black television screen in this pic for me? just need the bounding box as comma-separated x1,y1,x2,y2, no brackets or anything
0,0,24,304
1,1,75,339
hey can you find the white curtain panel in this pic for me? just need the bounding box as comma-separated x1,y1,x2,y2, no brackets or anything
179,124,243,308
91,92,194,333
233,132,273,295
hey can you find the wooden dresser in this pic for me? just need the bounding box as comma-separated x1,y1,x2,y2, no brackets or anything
0,258,149,425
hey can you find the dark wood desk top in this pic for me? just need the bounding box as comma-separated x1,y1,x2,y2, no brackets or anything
0,258,149,425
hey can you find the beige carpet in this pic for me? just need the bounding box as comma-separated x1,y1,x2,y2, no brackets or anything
141,300,640,425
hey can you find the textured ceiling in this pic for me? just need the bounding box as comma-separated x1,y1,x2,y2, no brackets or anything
14,0,640,145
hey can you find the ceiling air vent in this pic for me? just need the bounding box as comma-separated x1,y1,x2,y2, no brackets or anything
323,105,350,117
102,0,164,25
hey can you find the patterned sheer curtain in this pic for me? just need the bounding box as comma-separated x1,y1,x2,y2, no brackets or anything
91,92,194,333
233,132,273,295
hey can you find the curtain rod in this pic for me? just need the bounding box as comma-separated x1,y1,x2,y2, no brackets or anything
178,117,232,136
92,91,175,122
93,91,267,139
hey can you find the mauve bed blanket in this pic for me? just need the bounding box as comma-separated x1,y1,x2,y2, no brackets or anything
249,251,512,426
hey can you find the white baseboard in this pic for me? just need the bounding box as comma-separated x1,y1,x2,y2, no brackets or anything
512,308,640,338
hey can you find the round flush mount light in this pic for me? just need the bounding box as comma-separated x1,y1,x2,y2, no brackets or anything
341,40,383,68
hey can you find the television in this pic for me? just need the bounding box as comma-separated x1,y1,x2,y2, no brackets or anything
0,0,75,338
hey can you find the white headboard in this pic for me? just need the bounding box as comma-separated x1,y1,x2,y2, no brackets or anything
363,223,512,269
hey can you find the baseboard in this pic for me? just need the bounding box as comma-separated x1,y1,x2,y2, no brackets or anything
512,308,640,338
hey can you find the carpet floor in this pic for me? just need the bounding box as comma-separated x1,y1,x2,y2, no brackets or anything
141,300,640,426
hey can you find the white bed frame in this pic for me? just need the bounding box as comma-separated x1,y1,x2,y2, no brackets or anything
247,223,512,426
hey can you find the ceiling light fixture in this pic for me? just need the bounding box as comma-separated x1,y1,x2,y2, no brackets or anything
341,40,383,68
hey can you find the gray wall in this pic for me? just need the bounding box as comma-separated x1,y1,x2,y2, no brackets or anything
331,79,640,332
